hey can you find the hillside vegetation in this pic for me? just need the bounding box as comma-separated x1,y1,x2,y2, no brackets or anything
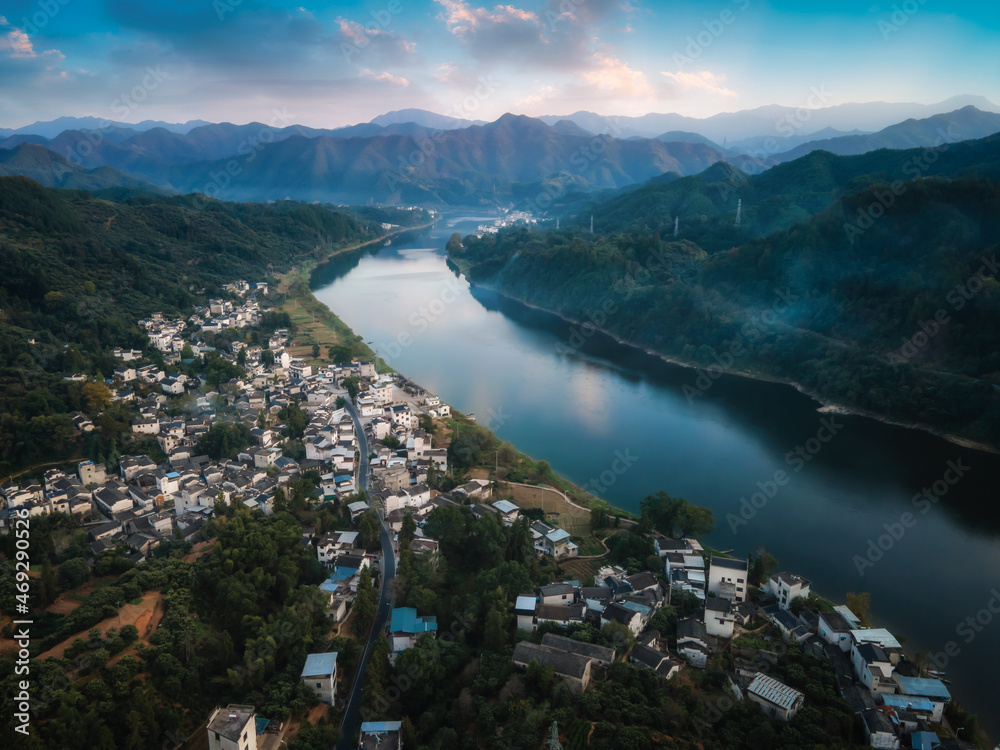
454,140,1000,447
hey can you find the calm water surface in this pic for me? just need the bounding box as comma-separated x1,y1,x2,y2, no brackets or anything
314,216,1000,733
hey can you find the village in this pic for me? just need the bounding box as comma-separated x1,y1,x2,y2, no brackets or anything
0,278,974,750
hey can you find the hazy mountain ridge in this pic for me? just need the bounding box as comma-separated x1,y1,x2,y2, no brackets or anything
773,106,1000,162
1,103,998,207
0,144,164,192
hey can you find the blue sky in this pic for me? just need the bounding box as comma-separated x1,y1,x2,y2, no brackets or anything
1,0,998,128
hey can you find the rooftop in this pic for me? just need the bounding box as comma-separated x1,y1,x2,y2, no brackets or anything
207,704,255,742
711,556,747,571
389,607,437,635
894,675,952,700
851,628,901,650
747,672,804,711
301,652,338,678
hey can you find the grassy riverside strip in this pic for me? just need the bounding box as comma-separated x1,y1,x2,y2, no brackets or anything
274,218,439,372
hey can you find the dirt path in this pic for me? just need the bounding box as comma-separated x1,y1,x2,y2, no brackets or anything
44,575,118,616
182,541,215,563
37,590,164,661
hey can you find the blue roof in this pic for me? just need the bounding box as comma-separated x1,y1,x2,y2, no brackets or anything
301,652,338,677
327,566,358,583
620,600,652,616
912,732,940,750
546,528,571,543
389,607,437,634
361,721,402,733
882,693,935,711
254,718,269,736
335,474,352,482
894,675,952,700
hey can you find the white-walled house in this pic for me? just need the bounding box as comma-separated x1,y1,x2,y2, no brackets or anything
768,571,811,610
707,557,749,603
704,597,735,639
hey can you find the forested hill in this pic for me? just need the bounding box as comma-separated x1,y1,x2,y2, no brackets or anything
578,132,1000,252
0,176,426,472
454,175,1000,448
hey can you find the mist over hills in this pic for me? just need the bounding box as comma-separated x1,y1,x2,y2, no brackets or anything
535,94,1000,142
0,99,998,207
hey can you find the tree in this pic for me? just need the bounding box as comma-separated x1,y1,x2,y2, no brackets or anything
39,559,59,607
846,592,871,626
353,567,377,635
311,343,320,359
236,348,247,367
82,382,112,413
359,510,381,551
59,557,90,590
180,343,194,359
676,503,715,538
273,487,287,513
400,512,417,549
342,376,360,401
749,548,778,587
327,344,353,365
262,349,275,366
590,507,610,530
536,460,550,476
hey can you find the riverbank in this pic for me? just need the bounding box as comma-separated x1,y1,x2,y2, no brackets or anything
466,279,1000,457
275,219,439,370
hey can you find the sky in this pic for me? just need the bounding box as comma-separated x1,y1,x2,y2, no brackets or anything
1,0,999,128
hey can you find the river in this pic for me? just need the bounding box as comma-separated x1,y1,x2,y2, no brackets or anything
313,215,1000,735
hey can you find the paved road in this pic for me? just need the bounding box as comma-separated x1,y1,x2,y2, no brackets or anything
337,399,396,750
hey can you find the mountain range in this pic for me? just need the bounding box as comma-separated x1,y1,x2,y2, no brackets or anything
535,94,1000,142
1,98,998,207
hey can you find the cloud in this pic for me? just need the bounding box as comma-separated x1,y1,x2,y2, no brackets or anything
516,85,556,107
360,69,409,87
2,28,36,58
435,1,540,35
661,70,737,98
582,52,652,97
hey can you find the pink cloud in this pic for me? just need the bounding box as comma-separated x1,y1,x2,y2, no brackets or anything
661,70,737,98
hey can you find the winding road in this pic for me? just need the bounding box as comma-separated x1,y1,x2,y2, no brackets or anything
336,398,396,749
